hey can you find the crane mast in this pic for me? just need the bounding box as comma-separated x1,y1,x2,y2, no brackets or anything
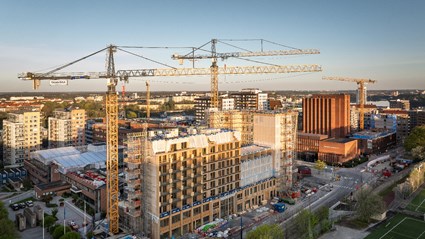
146,81,150,120
105,45,120,234
322,76,376,130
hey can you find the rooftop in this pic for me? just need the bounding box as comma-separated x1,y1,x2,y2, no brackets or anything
324,138,356,143
241,144,270,156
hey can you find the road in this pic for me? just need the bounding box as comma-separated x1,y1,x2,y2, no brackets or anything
230,159,377,239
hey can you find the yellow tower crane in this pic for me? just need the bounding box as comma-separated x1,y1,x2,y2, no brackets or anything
146,81,150,120
19,44,322,235
172,39,321,108
322,76,377,130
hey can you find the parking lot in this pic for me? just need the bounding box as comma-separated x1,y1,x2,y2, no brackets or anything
3,192,92,239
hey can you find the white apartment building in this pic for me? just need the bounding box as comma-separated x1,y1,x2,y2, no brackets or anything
2,111,41,166
48,109,86,148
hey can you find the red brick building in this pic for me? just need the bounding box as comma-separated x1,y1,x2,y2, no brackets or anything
302,94,351,138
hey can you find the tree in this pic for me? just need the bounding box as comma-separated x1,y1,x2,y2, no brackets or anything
0,202,19,239
0,218,20,239
294,209,317,239
315,206,329,222
412,146,425,161
404,126,425,153
60,232,80,239
315,160,326,174
246,224,284,239
354,188,386,223
44,215,57,231
52,225,71,239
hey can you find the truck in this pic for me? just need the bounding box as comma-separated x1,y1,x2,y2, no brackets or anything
273,203,286,213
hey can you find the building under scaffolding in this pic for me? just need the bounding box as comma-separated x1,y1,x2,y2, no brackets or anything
209,110,298,194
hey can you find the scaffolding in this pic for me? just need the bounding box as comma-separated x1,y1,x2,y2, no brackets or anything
209,110,298,194
278,112,298,194
121,130,144,234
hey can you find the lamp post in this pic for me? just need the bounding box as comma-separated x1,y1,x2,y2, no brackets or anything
240,215,242,239
42,209,45,239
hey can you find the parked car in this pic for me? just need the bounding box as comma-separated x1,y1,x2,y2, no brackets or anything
25,200,34,207
19,203,26,209
10,204,20,211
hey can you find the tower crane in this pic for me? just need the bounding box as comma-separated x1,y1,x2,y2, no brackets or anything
172,39,320,108
19,44,322,235
322,76,376,130
146,81,150,120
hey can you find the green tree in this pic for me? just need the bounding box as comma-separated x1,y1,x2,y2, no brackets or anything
295,209,317,239
246,224,284,239
0,201,19,239
354,188,386,223
0,218,20,239
44,215,57,231
315,160,326,174
315,206,329,222
60,232,80,239
404,126,425,153
52,225,71,239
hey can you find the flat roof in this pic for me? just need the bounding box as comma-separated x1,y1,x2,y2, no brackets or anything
35,181,71,191
241,144,270,156
324,138,356,143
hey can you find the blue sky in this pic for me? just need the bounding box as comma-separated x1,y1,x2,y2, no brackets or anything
0,0,424,92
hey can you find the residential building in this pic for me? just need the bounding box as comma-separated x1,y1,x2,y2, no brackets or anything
194,97,236,125
209,110,298,191
408,109,425,131
356,86,367,105
119,128,277,238
194,97,211,125
48,108,86,148
2,111,41,166
230,88,268,110
389,99,410,110
302,94,350,138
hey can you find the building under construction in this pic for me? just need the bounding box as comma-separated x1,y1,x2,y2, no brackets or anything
209,110,298,193
119,127,280,238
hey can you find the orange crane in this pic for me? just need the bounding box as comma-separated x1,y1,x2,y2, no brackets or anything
19,44,322,235
146,81,150,120
172,39,320,108
322,76,376,130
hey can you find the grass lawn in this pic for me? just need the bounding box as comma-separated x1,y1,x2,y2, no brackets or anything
366,214,425,239
406,189,425,214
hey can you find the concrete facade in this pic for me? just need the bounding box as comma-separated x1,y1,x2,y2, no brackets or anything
48,108,86,148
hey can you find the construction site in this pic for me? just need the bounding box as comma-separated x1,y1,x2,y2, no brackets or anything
17,39,320,239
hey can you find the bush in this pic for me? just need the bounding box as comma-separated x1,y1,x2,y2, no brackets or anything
46,203,58,208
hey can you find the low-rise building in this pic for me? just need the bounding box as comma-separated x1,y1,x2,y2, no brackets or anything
351,130,396,155
318,138,358,164
297,132,328,161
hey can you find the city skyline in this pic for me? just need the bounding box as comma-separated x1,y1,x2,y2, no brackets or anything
1,0,424,92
